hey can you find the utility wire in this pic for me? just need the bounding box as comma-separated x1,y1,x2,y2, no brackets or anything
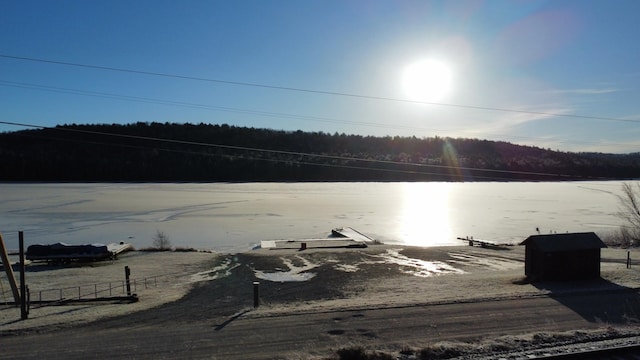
0,79,636,150
0,80,420,131
1,53,639,125
45,131,509,181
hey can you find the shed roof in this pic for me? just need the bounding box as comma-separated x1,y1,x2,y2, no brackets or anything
520,232,606,252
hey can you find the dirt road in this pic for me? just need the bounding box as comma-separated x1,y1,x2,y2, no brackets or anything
2,289,639,359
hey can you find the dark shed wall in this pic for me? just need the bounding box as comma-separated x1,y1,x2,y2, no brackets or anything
521,233,605,281
541,249,601,280
524,245,538,278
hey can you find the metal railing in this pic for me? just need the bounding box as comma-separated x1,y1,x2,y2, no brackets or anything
28,276,158,306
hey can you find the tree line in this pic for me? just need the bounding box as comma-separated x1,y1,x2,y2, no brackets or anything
1,122,639,182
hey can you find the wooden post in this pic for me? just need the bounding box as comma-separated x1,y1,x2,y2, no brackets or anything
253,281,260,308
19,231,28,319
627,251,631,269
0,232,20,305
25,285,29,317
125,266,131,296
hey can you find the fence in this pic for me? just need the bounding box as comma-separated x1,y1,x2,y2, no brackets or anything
5,276,160,308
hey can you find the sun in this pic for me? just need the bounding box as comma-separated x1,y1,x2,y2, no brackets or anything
402,59,453,102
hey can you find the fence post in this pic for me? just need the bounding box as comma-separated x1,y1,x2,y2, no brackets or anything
627,251,631,269
19,231,28,319
25,285,29,316
125,266,131,296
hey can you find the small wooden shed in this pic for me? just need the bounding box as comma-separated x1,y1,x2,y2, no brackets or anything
520,232,606,281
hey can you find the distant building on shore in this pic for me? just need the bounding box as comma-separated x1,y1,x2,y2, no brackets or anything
520,232,606,281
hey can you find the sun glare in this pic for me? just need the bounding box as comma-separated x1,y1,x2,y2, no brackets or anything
402,59,453,102
398,182,452,246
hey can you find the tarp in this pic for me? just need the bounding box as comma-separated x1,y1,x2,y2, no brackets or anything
26,242,111,261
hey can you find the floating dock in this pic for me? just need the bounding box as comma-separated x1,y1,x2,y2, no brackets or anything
260,227,376,250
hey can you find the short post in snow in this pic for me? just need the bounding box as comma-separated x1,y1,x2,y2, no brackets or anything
125,266,132,296
253,281,260,308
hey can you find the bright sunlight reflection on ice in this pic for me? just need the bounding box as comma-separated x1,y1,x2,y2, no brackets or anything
399,182,452,247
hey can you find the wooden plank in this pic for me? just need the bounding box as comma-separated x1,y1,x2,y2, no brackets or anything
0,232,20,303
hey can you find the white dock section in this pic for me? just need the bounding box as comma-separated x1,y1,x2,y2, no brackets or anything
331,227,376,244
260,238,367,250
259,228,376,250
107,243,134,256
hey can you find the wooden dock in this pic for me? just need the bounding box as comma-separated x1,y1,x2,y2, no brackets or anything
259,227,376,250
457,236,506,248
260,238,368,250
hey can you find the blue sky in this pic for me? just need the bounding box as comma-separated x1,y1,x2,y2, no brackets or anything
1,0,640,153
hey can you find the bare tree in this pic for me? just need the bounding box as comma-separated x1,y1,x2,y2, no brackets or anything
616,182,640,246
152,230,172,250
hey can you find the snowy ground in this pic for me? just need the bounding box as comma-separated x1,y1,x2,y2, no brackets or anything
0,243,638,359
2,244,639,338
0,251,218,332
2,244,640,359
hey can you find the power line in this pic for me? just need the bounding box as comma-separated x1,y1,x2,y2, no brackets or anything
7,128,520,182
0,119,608,181
0,80,412,131
2,53,640,125
1,79,638,151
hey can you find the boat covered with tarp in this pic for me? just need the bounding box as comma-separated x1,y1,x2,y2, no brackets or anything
26,242,112,262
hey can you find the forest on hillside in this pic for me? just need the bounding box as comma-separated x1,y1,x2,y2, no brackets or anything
1,122,639,182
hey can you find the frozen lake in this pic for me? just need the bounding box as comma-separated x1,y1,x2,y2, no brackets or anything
0,181,632,252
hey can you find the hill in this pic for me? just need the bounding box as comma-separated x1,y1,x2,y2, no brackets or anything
1,122,639,181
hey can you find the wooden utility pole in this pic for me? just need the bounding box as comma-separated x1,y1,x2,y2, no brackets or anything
0,232,20,304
